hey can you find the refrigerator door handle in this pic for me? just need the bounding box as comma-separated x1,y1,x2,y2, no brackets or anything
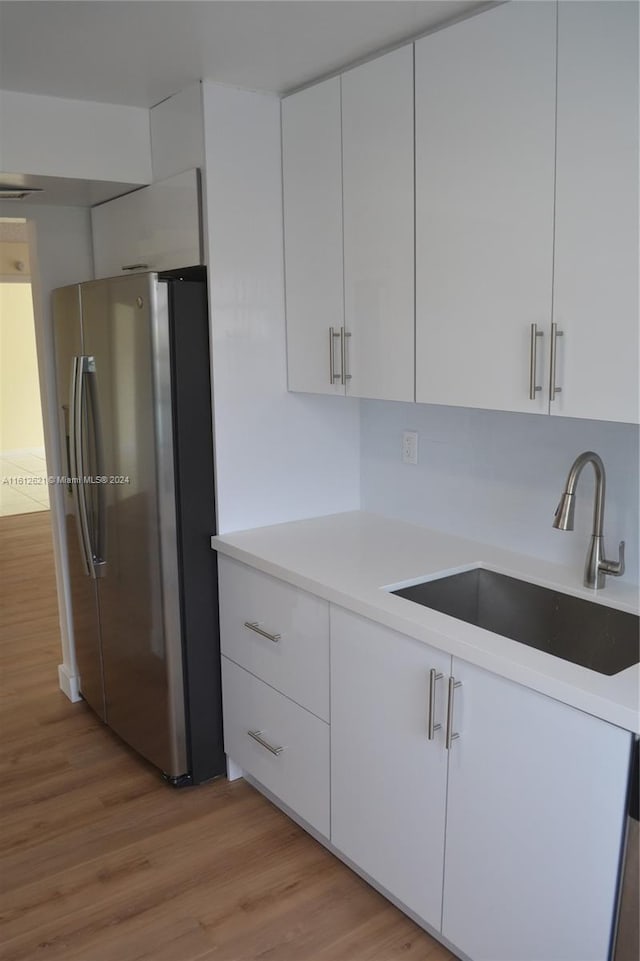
69,356,92,576
72,356,107,579
85,359,108,577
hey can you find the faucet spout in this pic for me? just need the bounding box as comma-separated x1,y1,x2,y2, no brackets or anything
552,451,625,590
553,450,605,535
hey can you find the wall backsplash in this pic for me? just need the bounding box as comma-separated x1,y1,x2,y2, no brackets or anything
360,400,639,586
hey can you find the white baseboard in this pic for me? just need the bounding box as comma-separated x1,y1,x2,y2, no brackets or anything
58,663,82,702
0,447,46,459
226,757,244,781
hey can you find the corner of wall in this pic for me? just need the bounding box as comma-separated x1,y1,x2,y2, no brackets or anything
200,82,360,533
150,82,206,182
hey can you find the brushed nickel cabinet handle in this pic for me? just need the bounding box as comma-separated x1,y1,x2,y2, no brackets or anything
121,263,149,271
445,676,462,751
247,729,284,756
529,324,544,400
340,327,352,385
428,669,443,740
329,327,341,384
549,323,564,401
244,621,281,643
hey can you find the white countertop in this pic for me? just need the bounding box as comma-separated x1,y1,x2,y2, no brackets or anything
211,511,640,734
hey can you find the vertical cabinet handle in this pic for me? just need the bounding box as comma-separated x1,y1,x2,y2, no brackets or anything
340,327,352,385
428,669,443,740
329,327,341,384
445,676,462,751
529,324,544,400
549,323,564,401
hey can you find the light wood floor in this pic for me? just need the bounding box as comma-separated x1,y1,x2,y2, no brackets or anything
0,511,457,961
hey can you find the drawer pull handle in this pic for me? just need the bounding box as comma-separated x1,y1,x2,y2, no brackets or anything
427,669,443,740
445,676,462,751
248,729,284,756
121,263,149,271
244,621,281,643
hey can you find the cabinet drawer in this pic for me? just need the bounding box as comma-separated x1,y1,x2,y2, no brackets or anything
221,657,330,838
218,556,329,721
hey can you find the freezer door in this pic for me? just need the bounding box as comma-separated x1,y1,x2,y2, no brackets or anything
52,285,105,719
79,274,187,777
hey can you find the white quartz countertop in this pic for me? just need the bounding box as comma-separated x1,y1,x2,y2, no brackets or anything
211,511,640,734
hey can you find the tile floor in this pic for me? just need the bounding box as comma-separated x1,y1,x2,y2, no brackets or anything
0,448,50,516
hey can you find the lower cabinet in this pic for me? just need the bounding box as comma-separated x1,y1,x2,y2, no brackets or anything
217,561,632,961
221,656,330,838
331,606,451,929
330,606,632,961
441,659,631,961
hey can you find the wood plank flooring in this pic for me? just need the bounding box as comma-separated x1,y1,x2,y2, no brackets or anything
0,511,457,961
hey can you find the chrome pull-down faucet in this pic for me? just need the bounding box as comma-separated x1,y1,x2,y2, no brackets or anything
553,450,625,589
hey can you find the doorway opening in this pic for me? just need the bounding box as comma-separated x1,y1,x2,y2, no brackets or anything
0,218,49,516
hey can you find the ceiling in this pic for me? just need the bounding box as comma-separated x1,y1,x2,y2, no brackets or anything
0,1,488,108
0,0,489,206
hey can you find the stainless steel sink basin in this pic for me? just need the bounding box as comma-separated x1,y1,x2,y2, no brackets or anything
391,568,639,675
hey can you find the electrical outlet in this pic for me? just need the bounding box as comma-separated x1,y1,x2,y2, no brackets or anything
402,430,418,465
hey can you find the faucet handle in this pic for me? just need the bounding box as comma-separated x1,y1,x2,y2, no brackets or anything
600,541,625,578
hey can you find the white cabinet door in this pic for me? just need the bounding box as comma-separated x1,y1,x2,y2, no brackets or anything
442,659,631,961
91,169,202,279
342,46,414,402
282,78,345,395
331,607,451,929
415,1,556,414
552,1,639,424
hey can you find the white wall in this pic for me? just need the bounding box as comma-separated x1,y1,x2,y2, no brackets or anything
150,83,205,181
202,82,360,533
0,281,45,450
0,202,94,699
360,400,639,584
0,90,152,184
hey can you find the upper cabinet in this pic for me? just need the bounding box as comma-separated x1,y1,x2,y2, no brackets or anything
281,1,638,423
91,169,202,279
342,46,414,402
416,0,638,423
282,78,344,396
552,0,639,424
282,47,414,400
415,1,557,415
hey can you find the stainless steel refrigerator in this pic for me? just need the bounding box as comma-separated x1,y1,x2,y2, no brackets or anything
52,267,224,785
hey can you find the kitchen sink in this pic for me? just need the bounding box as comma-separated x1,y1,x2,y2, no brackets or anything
391,568,639,675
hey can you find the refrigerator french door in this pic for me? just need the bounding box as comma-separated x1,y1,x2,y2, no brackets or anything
53,269,224,785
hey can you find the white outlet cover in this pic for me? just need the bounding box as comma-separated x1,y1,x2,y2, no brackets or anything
402,430,418,465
